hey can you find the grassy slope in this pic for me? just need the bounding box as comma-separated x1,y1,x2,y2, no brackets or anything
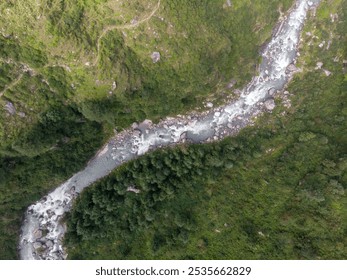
0,0,293,259
65,0,347,259
0,0,293,148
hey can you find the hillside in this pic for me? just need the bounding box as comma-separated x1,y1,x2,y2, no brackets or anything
0,0,294,259
65,0,347,259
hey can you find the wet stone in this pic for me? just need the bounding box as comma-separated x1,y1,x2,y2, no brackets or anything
46,240,54,248
33,229,42,240
138,119,153,131
286,63,297,73
268,88,276,96
133,130,141,137
180,132,187,141
33,242,42,250
214,111,221,117
131,122,138,129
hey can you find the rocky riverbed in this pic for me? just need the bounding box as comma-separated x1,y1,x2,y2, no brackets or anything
19,0,321,260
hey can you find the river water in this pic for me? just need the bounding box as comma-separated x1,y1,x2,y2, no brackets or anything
19,0,321,260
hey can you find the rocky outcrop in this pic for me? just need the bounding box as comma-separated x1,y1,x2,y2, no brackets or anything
264,99,276,111
151,52,161,63
4,102,16,115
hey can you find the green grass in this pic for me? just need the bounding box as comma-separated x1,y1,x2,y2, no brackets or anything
65,0,347,260
0,0,294,133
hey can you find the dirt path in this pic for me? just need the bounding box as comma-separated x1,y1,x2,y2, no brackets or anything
93,0,161,66
0,73,24,98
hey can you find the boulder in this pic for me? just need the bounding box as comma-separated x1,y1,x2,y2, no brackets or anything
286,64,297,73
141,119,152,127
4,102,16,115
206,102,214,108
323,69,332,76
18,112,26,118
133,129,141,137
180,132,187,141
316,61,323,69
111,81,117,90
33,242,42,250
214,111,221,117
131,122,139,129
33,229,42,240
138,119,153,132
226,79,236,89
264,99,276,111
46,240,54,248
151,52,161,63
130,18,138,25
268,88,276,96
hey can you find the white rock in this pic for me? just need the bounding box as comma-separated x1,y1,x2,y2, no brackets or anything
131,122,138,129
323,69,332,76
264,99,276,111
4,102,16,115
33,242,42,250
286,64,297,73
151,52,161,63
33,229,42,240
316,62,323,69
133,130,141,137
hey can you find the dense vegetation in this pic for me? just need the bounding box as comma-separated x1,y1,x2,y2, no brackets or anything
65,0,347,259
0,0,295,259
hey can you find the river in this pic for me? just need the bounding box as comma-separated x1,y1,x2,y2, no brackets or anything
19,0,321,260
